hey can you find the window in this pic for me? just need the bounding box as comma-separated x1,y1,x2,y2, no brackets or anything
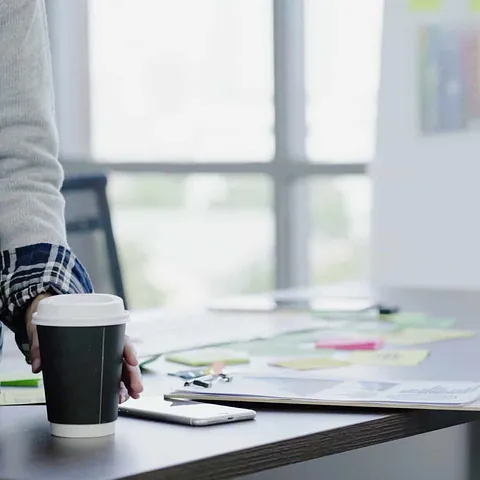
309,177,371,284
108,174,273,308
88,0,274,161
305,0,384,162
50,1,384,308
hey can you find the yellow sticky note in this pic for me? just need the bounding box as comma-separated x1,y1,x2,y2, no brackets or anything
472,0,480,11
0,388,45,406
271,357,350,371
384,328,475,345
348,349,429,367
409,0,441,11
166,348,250,366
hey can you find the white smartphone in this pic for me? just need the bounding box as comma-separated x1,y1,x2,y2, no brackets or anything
119,397,256,426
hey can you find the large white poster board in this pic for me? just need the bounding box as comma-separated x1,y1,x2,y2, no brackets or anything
371,0,480,289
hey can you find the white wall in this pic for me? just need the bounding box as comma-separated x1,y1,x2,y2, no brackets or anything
364,3,480,480
371,0,480,289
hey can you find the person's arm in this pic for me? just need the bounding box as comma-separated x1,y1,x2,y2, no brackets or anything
0,0,142,401
0,0,65,248
0,0,93,358
0,245,93,360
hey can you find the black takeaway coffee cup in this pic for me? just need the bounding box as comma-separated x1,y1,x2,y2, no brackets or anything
33,294,128,438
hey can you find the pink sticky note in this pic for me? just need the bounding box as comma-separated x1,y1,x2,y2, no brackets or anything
315,338,384,351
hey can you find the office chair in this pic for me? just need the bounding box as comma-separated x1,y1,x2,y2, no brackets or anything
61,173,128,308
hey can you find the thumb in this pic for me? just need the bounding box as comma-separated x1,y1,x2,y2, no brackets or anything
28,325,41,374
26,293,52,373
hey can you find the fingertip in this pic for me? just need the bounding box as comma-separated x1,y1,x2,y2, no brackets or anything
127,376,143,398
119,382,129,404
125,349,139,367
135,377,144,394
124,337,139,365
32,358,41,374
128,357,139,367
130,378,143,395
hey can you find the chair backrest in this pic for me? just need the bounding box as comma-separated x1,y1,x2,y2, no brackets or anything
61,173,128,308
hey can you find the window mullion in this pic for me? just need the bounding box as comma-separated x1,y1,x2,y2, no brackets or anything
273,0,310,290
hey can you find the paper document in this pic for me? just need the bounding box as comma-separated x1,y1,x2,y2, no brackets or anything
168,375,480,409
321,380,480,405
0,371,44,404
128,309,321,358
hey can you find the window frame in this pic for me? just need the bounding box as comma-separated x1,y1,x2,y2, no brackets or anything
47,0,368,291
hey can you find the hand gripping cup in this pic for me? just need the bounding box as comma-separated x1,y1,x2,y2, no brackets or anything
33,294,128,438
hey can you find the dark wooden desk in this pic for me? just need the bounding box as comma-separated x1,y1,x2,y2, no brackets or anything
0,393,474,480
0,287,479,480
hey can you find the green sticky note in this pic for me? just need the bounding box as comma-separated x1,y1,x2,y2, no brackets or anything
275,331,325,343
271,357,350,371
409,0,442,11
230,340,307,357
345,320,399,334
384,328,475,345
472,0,480,11
387,312,456,329
230,335,329,357
166,348,250,367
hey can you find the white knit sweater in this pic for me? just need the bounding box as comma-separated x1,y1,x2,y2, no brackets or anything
0,0,67,251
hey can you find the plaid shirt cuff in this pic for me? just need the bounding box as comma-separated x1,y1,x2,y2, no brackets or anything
0,243,93,359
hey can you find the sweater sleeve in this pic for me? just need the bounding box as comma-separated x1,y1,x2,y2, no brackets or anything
0,1,95,360
0,0,67,250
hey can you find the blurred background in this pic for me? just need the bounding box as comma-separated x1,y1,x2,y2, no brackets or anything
40,2,480,479
45,0,381,309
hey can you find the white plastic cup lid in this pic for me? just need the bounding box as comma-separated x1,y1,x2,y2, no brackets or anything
33,294,129,327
